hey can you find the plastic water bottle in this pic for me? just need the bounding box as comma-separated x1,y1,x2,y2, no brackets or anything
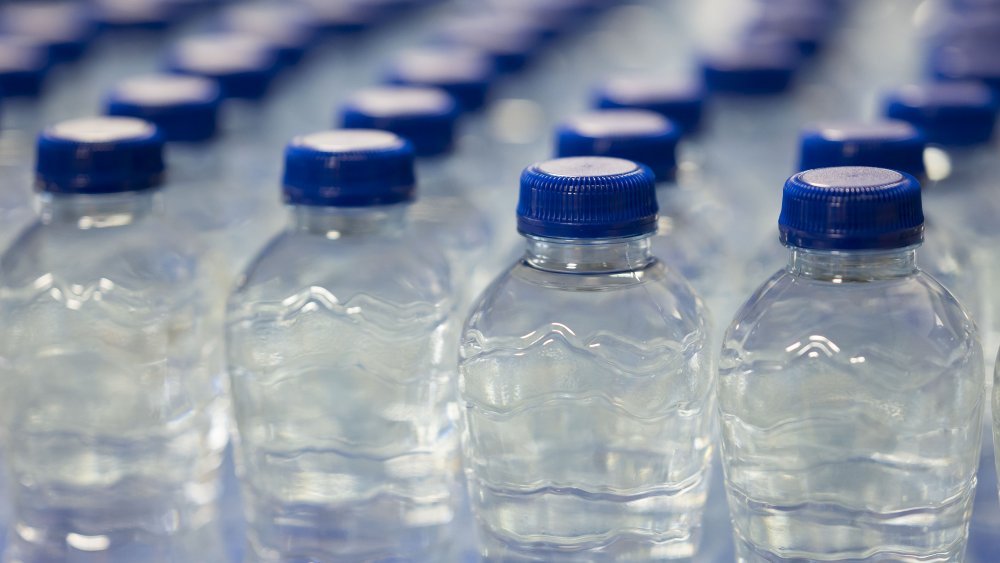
104,72,282,284
339,85,495,304
720,166,984,562
0,116,228,563
554,109,730,320
227,130,462,562
744,120,981,323
460,156,715,560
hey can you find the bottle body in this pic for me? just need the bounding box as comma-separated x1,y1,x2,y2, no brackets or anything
720,248,983,562
227,205,462,562
0,191,228,562
460,236,715,561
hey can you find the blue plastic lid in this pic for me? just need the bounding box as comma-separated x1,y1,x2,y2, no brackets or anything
744,5,833,57
556,110,681,183
340,86,460,157
283,130,416,207
105,74,222,143
296,0,382,34
594,76,706,135
0,37,49,97
36,116,166,194
165,34,279,100
518,157,658,239
931,43,1000,92
90,0,177,30
384,47,494,112
779,167,923,250
216,4,316,67
798,121,927,180
435,16,544,74
0,3,95,63
701,41,800,95
883,82,998,146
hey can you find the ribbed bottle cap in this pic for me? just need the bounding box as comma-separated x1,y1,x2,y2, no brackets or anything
217,4,316,67
883,82,998,146
90,0,177,30
296,0,382,34
798,121,927,180
594,76,706,135
779,166,924,250
931,43,1000,93
384,47,494,111
0,37,49,97
36,117,166,194
283,129,416,207
436,16,543,74
701,41,799,95
105,74,222,143
556,110,681,183
518,157,658,239
165,34,279,100
0,3,95,63
340,86,460,157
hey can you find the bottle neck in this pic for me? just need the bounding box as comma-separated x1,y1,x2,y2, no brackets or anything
787,246,919,281
524,235,654,274
288,203,406,238
39,189,158,229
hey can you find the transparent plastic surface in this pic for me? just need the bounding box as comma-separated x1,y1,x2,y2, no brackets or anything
720,247,984,562
0,191,229,563
460,235,715,561
227,205,463,562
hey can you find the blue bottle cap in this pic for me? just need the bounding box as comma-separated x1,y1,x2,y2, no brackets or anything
883,82,999,146
105,74,222,143
340,86,460,157
90,0,177,30
36,117,166,194
0,3,95,63
0,37,49,97
779,167,923,250
384,47,494,112
518,157,658,239
798,121,927,181
216,4,316,67
283,129,416,207
701,41,800,95
931,43,1000,93
594,76,706,135
556,110,681,183
435,16,544,74
165,34,279,100
296,0,382,34
744,7,831,57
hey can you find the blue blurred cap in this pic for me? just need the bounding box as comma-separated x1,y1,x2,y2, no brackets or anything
0,3,95,63
165,34,280,100
518,156,658,239
883,82,999,146
798,121,927,181
295,0,383,34
105,74,222,143
435,15,544,74
779,167,924,250
36,116,166,194
384,47,494,112
556,109,681,183
216,3,317,67
930,42,1000,93
594,76,706,135
0,37,49,97
89,0,178,30
340,86,460,157
701,40,800,95
283,129,416,207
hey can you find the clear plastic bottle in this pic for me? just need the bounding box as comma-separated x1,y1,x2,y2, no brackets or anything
227,130,462,562
0,117,228,563
339,85,495,306
554,108,730,322
460,156,715,561
720,166,984,562
104,72,282,285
